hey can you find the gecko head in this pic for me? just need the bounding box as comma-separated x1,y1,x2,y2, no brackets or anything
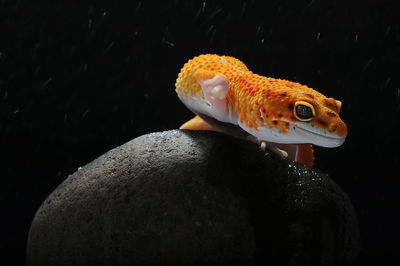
287,97,347,147
253,85,347,148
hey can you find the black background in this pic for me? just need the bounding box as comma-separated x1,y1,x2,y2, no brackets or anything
1,0,399,265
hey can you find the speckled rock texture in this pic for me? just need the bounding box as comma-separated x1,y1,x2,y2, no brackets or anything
27,130,359,266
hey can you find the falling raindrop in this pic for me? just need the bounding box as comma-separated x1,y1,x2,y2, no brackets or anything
256,25,261,35
205,8,222,23
40,77,53,90
104,42,115,53
205,24,214,35
240,1,247,18
82,109,89,119
384,77,391,88
306,0,315,8
135,1,142,13
362,58,374,72
164,41,175,47
384,25,391,37
209,28,217,45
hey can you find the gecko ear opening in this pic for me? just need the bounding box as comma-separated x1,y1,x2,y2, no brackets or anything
335,100,342,113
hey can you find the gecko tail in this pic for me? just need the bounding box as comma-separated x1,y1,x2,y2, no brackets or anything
295,144,314,167
180,115,221,132
276,143,314,167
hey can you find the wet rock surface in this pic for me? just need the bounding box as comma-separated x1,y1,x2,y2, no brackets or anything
27,130,359,266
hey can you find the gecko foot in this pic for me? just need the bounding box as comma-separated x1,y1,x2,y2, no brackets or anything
260,141,288,158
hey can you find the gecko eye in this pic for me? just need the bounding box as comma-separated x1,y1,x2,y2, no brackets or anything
294,101,315,121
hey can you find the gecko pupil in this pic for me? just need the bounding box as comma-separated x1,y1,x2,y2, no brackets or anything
296,105,313,119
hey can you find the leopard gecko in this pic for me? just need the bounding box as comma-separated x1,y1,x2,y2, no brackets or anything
175,54,347,166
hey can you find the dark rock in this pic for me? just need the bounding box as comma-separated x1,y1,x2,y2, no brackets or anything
27,130,359,266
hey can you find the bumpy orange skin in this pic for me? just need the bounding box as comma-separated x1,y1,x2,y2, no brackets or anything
175,54,347,138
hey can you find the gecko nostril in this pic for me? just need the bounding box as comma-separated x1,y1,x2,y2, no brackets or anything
332,122,347,137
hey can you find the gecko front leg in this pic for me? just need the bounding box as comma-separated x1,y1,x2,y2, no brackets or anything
194,70,230,122
260,141,288,158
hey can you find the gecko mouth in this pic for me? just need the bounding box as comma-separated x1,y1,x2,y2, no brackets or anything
294,124,346,147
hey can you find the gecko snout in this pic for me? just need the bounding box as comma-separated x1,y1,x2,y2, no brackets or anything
329,119,347,137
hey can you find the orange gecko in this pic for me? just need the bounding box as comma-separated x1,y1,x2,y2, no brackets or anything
175,54,347,166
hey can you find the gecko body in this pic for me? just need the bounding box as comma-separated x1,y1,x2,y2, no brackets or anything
175,54,347,166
